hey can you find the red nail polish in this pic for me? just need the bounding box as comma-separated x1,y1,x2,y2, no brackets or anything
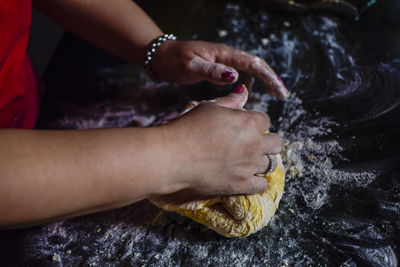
233,84,245,94
221,70,236,82
276,75,282,83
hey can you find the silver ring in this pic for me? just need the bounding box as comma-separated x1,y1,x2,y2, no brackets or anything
264,155,277,175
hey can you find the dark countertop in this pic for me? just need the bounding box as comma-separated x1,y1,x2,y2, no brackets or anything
1,1,399,266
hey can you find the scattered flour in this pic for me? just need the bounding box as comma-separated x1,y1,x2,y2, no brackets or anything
247,92,377,210
31,89,379,267
28,7,383,266
52,253,61,262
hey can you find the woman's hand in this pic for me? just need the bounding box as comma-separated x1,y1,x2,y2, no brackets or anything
152,40,290,99
157,85,283,196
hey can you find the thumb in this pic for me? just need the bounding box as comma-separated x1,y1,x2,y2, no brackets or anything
187,56,239,84
214,84,249,109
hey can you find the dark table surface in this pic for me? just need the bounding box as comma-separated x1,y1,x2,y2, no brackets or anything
1,0,400,266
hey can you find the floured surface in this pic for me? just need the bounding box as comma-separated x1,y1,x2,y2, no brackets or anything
1,1,399,266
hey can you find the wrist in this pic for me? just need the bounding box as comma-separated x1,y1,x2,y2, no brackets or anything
144,34,177,82
142,125,188,196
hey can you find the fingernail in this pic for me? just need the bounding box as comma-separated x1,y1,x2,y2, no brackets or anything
280,87,290,99
276,75,290,99
221,69,236,82
233,84,245,94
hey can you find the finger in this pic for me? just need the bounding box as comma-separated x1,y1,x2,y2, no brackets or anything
214,84,249,109
234,51,287,99
216,48,289,99
247,110,271,131
260,133,284,155
223,197,247,220
235,176,268,195
187,56,239,84
254,155,271,174
238,71,255,93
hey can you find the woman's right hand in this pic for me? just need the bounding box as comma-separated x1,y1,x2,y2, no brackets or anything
157,85,283,196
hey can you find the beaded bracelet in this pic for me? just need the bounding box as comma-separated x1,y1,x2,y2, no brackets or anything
144,33,177,82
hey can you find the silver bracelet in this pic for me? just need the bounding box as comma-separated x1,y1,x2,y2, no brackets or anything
144,33,177,82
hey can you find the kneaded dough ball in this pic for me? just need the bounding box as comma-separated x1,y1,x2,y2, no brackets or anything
150,155,285,238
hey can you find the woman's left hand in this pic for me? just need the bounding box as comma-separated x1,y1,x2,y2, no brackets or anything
151,40,289,99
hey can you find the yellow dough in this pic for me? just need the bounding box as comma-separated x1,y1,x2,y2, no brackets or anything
150,155,285,238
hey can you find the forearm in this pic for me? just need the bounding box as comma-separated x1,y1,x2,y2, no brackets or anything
34,0,163,63
0,127,177,228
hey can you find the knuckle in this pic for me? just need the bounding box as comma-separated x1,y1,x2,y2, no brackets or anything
249,137,262,151
182,59,193,72
239,128,262,147
253,111,271,127
218,43,231,50
230,111,249,128
233,48,247,56
242,137,262,157
233,56,246,68
252,55,265,64
206,64,218,75
243,115,259,129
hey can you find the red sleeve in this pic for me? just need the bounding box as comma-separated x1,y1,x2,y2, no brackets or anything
0,0,38,129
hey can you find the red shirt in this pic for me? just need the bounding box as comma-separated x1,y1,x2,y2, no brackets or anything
0,0,38,129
